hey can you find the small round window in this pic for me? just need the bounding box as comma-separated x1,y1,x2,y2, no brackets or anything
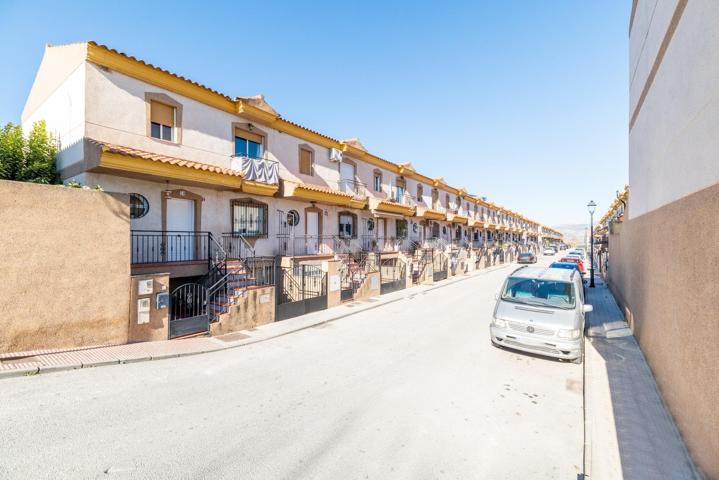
366,218,375,231
129,193,149,219
287,210,300,227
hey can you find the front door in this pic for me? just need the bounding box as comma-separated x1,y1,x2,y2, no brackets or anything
166,198,195,261
306,210,319,254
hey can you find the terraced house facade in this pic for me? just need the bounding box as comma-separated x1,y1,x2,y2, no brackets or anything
19,41,553,342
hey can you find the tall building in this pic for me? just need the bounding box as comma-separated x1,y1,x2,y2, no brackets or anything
609,1,719,477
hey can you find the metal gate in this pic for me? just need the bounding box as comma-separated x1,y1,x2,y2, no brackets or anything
169,283,210,339
433,251,448,282
379,256,406,294
276,264,327,320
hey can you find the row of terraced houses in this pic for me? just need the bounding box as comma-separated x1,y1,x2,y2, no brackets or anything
11,41,563,346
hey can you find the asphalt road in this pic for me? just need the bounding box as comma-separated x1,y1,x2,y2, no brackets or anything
0,253,582,480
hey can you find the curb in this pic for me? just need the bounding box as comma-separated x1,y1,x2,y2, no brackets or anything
1,262,514,380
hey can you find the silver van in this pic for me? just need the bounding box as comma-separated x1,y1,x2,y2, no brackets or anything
489,266,592,364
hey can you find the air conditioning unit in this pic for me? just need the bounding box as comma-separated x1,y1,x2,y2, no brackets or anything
329,148,343,163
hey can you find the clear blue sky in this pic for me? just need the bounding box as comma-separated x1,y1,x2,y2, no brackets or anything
0,0,629,225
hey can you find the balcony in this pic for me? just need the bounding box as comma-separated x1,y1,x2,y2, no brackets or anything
362,236,409,253
336,179,368,198
277,235,336,257
232,155,279,185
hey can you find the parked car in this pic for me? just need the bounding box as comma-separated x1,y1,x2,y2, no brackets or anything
517,252,537,264
568,250,585,260
543,248,555,256
560,256,586,274
490,266,592,364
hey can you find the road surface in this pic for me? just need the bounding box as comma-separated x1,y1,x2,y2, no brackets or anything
0,254,582,479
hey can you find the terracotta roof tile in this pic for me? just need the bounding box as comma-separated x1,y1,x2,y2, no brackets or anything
89,139,241,177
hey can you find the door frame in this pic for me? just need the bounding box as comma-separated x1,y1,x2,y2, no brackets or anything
161,189,203,232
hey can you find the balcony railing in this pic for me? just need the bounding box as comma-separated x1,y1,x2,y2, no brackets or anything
335,179,367,197
278,235,336,257
131,230,221,266
361,236,408,253
232,155,279,184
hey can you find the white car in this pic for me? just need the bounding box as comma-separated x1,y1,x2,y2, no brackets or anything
543,248,555,256
490,266,593,363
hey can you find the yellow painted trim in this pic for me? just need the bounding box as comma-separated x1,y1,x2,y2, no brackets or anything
448,215,468,225
241,180,279,197
85,41,543,225
283,182,367,209
98,151,242,189
374,200,416,217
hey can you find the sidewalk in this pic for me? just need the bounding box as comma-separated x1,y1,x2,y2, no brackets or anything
0,262,513,379
583,276,699,480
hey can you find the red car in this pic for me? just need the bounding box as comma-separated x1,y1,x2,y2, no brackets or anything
560,257,586,274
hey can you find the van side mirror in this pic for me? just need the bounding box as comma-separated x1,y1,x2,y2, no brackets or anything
583,304,593,313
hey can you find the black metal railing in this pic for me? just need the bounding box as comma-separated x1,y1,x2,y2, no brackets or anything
335,179,367,197
361,236,409,253
278,264,326,304
277,235,335,256
221,233,256,261
131,230,217,267
244,256,276,287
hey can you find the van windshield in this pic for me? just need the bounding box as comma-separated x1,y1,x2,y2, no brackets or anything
501,277,575,309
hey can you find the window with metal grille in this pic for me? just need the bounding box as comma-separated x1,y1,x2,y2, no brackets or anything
338,212,357,238
231,199,268,237
129,193,149,219
396,219,408,239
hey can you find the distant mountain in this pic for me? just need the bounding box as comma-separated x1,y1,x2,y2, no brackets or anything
553,224,588,246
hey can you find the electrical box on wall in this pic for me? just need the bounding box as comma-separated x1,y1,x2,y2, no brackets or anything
137,298,150,324
138,279,153,295
156,292,169,310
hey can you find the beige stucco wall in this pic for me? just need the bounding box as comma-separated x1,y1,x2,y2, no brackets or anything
606,182,719,479
210,286,275,336
0,180,131,353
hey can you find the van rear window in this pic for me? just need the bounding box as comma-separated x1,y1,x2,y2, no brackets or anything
501,277,575,309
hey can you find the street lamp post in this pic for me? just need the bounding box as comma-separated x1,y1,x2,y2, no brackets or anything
587,200,597,288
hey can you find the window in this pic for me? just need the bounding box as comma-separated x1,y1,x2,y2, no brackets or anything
231,199,268,237
299,147,314,175
129,193,149,219
373,171,382,192
501,277,575,310
396,219,408,239
338,212,357,238
417,184,423,202
432,189,439,209
395,176,406,203
287,210,300,227
150,101,174,141
234,128,263,159
445,193,450,208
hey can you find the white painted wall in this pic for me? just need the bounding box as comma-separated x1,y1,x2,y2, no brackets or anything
629,0,719,217
22,62,86,173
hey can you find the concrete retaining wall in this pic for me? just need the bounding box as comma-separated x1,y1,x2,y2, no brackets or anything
606,182,719,478
0,180,131,353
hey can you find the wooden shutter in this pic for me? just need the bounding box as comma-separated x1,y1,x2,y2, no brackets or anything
299,148,313,175
234,128,264,144
150,101,174,127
